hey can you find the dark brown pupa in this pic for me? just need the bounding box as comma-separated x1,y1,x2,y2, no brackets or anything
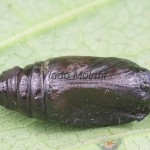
0,56,150,127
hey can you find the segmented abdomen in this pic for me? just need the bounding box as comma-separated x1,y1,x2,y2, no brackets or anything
0,61,48,120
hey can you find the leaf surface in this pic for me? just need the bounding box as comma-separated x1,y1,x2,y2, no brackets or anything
0,0,150,149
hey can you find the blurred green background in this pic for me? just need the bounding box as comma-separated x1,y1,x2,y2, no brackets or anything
0,0,150,149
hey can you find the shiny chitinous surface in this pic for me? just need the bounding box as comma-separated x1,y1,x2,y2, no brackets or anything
0,56,150,126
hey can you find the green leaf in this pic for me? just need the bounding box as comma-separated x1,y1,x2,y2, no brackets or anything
0,0,150,149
